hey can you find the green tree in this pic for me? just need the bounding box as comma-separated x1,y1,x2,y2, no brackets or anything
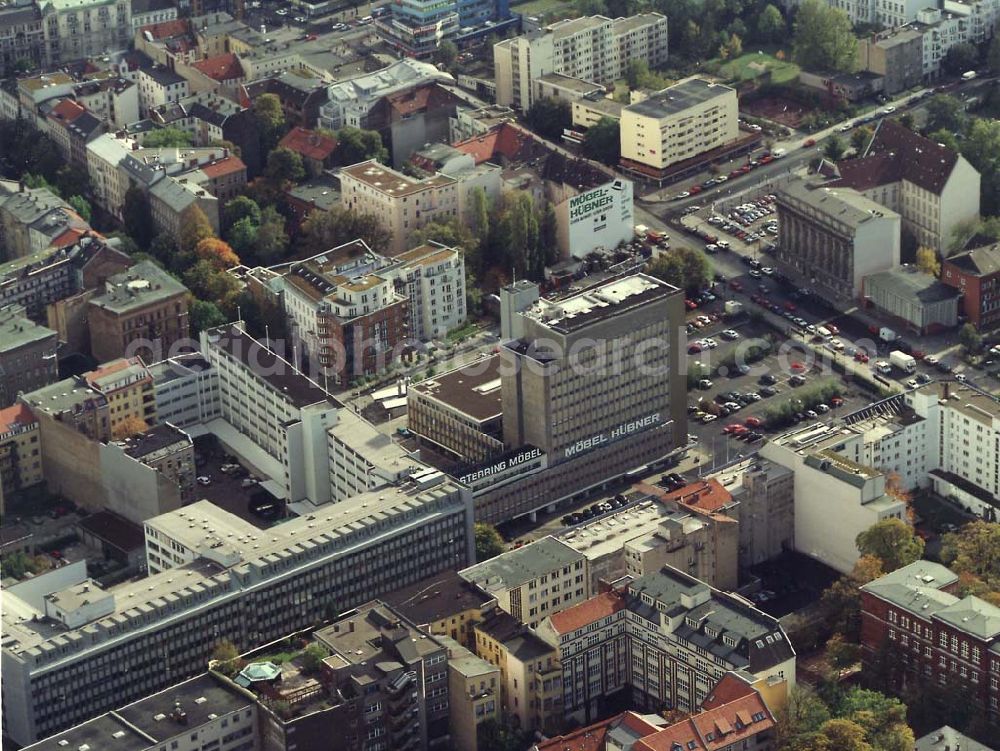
941,520,1000,589
408,217,477,252
123,187,154,248
820,554,884,641
721,32,743,59
756,3,786,43
777,685,831,745
851,125,874,154
540,203,558,261
581,116,621,166
210,639,242,678
149,233,178,267
575,0,608,14
183,260,241,310
818,719,870,751
501,191,542,279
928,128,961,153
434,39,458,69
942,42,979,75
824,135,846,161
143,126,194,148
67,195,91,222
189,299,227,334
255,206,289,263
477,717,531,751
266,147,305,184
179,204,216,255
525,97,571,140
253,93,286,153
54,164,89,199
223,196,261,229
106,232,140,256
958,322,984,352
474,522,505,562
960,118,1000,214
300,207,391,255
227,217,258,258
924,95,968,135
647,247,711,292
300,643,327,673
625,58,651,89
855,518,924,572
793,0,858,73
826,632,860,671
334,126,389,165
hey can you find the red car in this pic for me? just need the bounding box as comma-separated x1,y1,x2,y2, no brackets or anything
730,280,744,292
685,299,698,309
689,185,703,194
723,423,747,434
791,362,806,371
803,138,816,147
826,324,840,335
688,343,703,354
831,396,845,407
50,550,62,559
745,416,763,428
784,301,796,312
854,352,870,363
912,350,925,360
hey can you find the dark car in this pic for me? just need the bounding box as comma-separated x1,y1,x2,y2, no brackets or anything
760,386,777,397
759,374,778,385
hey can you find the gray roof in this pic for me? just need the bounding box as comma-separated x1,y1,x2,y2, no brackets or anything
22,714,148,751
948,243,1000,277
777,178,899,229
0,4,41,27
460,536,582,592
915,726,997,751
861,560,966,619
625,79,734,120
142,66,186,87
866,268,961,304
0,306,57,354
934,595,1000,640
89,260,188,315
149,176,206,212
21,376,106,416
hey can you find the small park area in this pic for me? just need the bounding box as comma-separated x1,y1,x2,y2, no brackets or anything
716,50,800,85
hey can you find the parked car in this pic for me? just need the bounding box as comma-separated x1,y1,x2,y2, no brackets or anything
197,475,212,486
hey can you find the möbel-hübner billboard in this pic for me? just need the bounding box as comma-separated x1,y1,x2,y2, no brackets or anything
557,178,634,258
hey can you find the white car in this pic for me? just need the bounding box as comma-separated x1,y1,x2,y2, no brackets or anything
956,373,969,383
721,329,740,340
816,403,830,413
275,8,288,14
906,379,918,389
197,476,212,486
924,354,939,365
701,413,718,423
761,267,774,275
882,105,896,114
838,123,852,132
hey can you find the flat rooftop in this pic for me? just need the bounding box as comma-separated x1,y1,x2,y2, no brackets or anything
559,500,701,560
382,570,494,626
0,306,55,353
536,72,604,94
115,423,191,460
23,713,148,751
90,260,188,315
519,273,677,334
21,376,105,416
76,510,145,553
460,535,581,592
550,15,610,39
339,159,454,197
777,178,899,229
612,12,665,33
625,78,733,120
920,380,1000,424
410,354,502,422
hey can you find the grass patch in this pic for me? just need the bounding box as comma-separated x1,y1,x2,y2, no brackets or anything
257,649,300,665
717,51,800,85
446,321,479,343
510,0,573,17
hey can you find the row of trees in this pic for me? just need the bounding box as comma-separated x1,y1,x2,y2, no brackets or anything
777,685,915,751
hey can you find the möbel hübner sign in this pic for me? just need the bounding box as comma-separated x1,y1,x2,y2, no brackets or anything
459,446,543,485
564,413,661,459
560,178,634,259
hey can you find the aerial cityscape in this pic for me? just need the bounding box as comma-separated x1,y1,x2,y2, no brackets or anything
0,0,998,749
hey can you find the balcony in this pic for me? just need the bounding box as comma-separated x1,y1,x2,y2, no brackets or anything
387,705,419,734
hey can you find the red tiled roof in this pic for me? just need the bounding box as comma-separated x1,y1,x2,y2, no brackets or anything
141,19,189,39
192,53,244,82
453,129,499,164
48,98,86,125
700,673,756,710
452,122,542,165
387,86,433,116
548,591,625,634
200,156,247,179
0,403,38,434
51,227,88,249
636,690,774,751
637,478,733,513
535,712,662,751
278,127,337,161
827,119,959,196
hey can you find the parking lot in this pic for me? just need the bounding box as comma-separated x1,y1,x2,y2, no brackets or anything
192,437,284,529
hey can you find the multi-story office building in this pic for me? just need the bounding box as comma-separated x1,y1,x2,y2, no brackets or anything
824,120,980,252
860,560,1000,724
374,0,459,58
81,356,157,435
280,241,410,384
39,0,132,66
625,566,795,714
941,242,1000,331
148,353,220,427
408,354,506,464
1,475,474,746
391,243,466,341
313,602,451,750
383,570,497,648
473,611,563,733
460,536,588,629
493,13,668,110
774,178,900,304
339,160,459,255
19,672,259,751
87,260,190,363
0,305,57,407
536,590,628,724
619,79,738,175
0,403,43,513
760,422,908,574
201,324,339,505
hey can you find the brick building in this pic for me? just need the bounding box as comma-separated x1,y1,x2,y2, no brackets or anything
941,243,1000,331
860,560,1000,724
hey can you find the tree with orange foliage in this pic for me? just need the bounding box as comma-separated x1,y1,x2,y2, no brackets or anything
112,415,148,440
883,472,914,522
194,237,240,271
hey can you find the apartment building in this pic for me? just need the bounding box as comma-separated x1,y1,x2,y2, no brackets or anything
941,242,1000,331
383,570,497,648
473,611,563,734
339,160,459,255
106,422,195,504
493,13,668,110
0,179,89,262
860,560,1000,723
82,356,157,436
148,175,220,238
39,0,132,66
131,0,177,31
0,3,44,73
392,243,466,341
824,120,980,252
760,423,908,574
619,79,739,174
0,306,57,407
857,28,924,94
536,590,629,724
86,260,190,363
774,178,900,304
19,672,258,751
201,324,338,505
0,403,43,513
86,132,138,219
71,76,140,129
148,354,220,427
625,566,795,714
137,65,189,116
460,536,589,629
280,240,409,384
442,636,501,751
2,478,473,746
